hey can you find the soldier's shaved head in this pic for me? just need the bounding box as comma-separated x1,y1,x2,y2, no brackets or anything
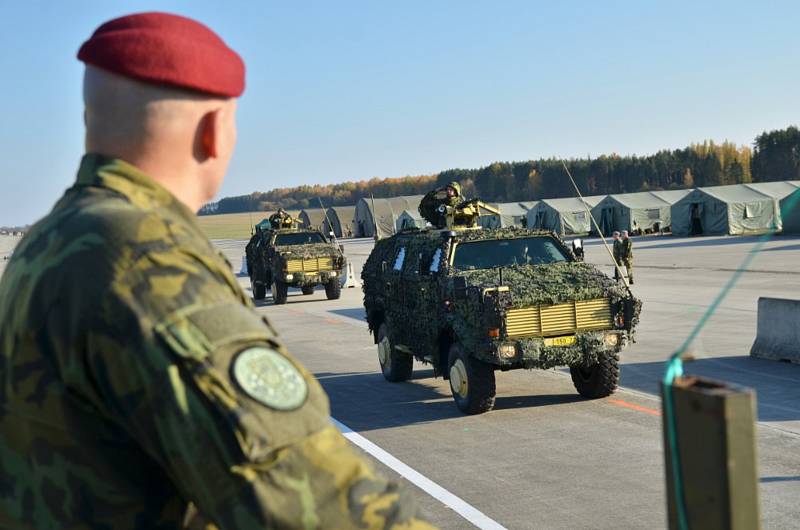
83,66,237,211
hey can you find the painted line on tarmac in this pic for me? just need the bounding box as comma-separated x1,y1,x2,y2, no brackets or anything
332,418,507,530
607,398,661,416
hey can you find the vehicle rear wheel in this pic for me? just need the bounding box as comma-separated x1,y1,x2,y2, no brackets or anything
570,350,619,398
448,342,496,414
377,323,412,382
271,280,288,305
301,285,315,295
325,277,341,300
252,281,266,300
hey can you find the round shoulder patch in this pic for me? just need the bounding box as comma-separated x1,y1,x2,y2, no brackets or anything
232,347,308,411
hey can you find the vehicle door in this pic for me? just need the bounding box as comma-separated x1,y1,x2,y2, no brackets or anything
398,238,442,358
383,237,409,343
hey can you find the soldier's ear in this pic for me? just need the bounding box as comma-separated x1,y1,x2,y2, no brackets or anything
199,109,221,159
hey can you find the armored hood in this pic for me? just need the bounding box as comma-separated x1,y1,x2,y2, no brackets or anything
276,243,339,260
456,261,632,309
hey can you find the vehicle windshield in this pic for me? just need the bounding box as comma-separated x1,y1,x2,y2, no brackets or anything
452,237,569,270
275,232,326,246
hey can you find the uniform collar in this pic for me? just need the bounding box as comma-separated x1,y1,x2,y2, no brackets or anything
75,153,197,223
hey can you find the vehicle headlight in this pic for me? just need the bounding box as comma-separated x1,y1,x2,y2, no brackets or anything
498,343,517,359
285,274,294,281
603,332,620,347
329,271,337,277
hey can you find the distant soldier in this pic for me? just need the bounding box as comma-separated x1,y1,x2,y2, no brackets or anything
418,181,463,228
611,231,622,280
269,207,292,229
620,230,634,284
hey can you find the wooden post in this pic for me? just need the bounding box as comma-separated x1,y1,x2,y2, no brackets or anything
661,376,761,530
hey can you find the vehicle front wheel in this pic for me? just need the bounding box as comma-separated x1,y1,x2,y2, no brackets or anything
377,323,412,382
252,281,266,300
325,277,341,300
301,285,315,295
570,350,619,398
271,280,288,305
448,343,496,414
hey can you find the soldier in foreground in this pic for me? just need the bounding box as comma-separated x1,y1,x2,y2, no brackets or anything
0,12,432,529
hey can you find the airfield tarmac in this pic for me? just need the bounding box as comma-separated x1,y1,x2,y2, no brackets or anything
0,235,20,278
214,233,800,529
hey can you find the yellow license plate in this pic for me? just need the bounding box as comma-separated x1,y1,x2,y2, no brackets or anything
544,335,577,347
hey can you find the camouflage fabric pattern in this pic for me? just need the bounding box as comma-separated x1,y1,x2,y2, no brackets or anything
0,155,433,529
620,238,633,281
362,226,641,374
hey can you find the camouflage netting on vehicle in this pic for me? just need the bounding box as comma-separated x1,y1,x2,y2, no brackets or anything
361,226,642,374
516,332,608,369
459,262,624,305
275,243,340,260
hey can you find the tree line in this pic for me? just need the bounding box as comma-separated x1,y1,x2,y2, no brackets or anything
200,125,799,215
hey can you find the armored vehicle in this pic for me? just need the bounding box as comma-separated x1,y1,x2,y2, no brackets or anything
361,226,641,414
245,224,345,304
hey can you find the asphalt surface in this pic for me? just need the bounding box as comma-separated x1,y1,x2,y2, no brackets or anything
223,234,799,529
0,235,20,278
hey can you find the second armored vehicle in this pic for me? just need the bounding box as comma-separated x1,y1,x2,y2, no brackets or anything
361,224,641,414
246,222,345,304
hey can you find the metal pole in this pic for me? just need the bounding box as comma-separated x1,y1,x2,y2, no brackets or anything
561,161,630,289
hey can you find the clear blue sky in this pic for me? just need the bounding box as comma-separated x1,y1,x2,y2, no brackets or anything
1,1,798,225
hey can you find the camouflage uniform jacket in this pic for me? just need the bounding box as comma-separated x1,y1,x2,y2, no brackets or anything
612,239,623,263
620,238,633,262
0,155,433,530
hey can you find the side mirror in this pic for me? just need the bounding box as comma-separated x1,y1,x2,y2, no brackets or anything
571,238,584,262
453,276,468,300
330,231,335,238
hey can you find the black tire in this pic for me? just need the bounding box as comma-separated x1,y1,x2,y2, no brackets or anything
448,343,496,414
325,277,341,300
376,323,412,382
271,280,288,305
570,350,620,399
252,281,267,300
301,285,315,295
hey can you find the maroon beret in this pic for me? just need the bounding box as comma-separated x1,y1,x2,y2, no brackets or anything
78,12,245,97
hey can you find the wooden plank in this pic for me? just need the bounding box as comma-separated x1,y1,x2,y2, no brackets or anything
662,376,760,530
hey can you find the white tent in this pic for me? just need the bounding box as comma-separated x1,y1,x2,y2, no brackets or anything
395,209,426,231
527,195,606,235
354,195,424,238
324,205,357,238
478,202,535,229
671,184,780,236
591,192,671,235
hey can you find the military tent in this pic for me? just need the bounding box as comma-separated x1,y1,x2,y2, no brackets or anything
670,184,781,236
395,210,426,231
780,188,800,234
354,195,424,238
478,202,537,229
591,192,672,236
324,205,356,238
650,189,693,205
298,208,328,231
526,195,605,235
744,181,800,201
